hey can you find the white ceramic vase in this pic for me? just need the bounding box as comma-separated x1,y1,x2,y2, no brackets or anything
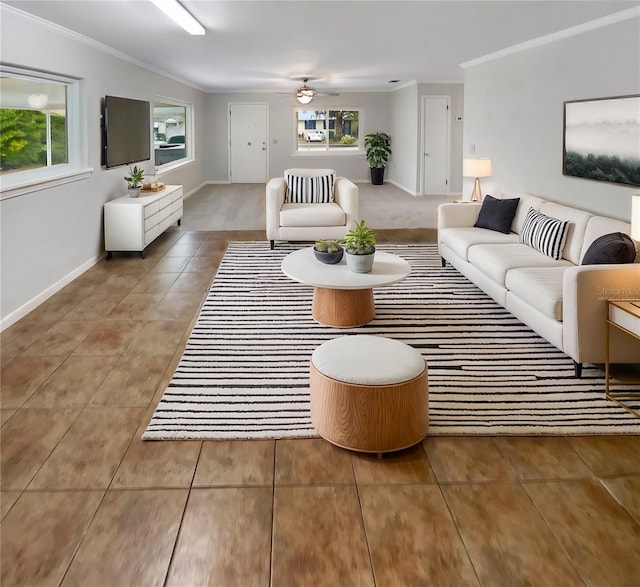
345,250,375,273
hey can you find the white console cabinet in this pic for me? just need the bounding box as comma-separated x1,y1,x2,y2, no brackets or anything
104,185,183,259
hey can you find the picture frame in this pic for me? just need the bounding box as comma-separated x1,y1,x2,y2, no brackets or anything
562,94,640,187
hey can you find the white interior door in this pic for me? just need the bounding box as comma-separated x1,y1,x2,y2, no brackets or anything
422,96,450,195
229,103,268,183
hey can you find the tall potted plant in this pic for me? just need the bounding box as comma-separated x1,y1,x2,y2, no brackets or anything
344,219,377,273
365,132,391,185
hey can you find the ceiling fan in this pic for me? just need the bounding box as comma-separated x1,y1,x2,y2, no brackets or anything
291,78,339,104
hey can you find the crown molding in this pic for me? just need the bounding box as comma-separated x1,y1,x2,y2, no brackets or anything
0,2,206,92
460,6,640,69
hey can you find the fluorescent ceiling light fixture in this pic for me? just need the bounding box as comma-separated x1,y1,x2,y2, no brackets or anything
150,0,205,35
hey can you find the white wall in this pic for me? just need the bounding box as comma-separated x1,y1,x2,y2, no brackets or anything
388,84,418,194
462,14,639,220
0,9,209,326
205,91,391,183
385,82,465,195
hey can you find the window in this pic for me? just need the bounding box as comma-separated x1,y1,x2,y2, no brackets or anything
153,99,192,169
1,72,71,175
296,109,361,152
0,66,86,198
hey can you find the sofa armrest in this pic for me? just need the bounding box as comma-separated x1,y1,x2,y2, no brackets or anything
334,177,358,230
438,202,482,229
562,264,640,364
266,177,286,240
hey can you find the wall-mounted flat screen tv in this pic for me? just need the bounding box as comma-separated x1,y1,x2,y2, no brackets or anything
102,95,151,169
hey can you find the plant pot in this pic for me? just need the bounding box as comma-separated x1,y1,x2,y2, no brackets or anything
370,167,385,185
313,247,344,264
128,187,141,198
345,250,375,273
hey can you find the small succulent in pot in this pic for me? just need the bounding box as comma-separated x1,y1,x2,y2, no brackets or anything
314,239,343,254
343,220,376,255
313,239,344,264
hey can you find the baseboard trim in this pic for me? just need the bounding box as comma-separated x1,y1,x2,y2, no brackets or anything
1,253,104,332
387,179,417,196
183,181,209,200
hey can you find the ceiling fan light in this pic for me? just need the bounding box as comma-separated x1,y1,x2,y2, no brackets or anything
296,93,313,105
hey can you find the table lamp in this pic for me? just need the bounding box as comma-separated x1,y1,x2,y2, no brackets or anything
632,194,640,241
463,158,492,201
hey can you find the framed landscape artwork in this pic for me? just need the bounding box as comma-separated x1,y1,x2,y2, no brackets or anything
563,95,640,187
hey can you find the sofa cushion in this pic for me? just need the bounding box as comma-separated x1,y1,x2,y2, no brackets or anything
468,243,572,286
505,267,567,322
280,202,346,227
519,208,569,260
539,202,592,264
581,232,637,265
439,227,518,261
286,173,334,203
474,195,520,234
498,193,545,235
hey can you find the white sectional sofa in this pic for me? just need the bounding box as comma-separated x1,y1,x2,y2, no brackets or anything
438,193,640,376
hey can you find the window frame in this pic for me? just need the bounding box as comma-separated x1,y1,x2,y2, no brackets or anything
293,107,364,156
0,65,90,200
153,96,195,175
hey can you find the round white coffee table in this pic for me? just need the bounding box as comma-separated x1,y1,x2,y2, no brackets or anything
281,247,411,327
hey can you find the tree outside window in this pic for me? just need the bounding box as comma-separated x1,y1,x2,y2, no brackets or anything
296,109,360,151
0,76,68,175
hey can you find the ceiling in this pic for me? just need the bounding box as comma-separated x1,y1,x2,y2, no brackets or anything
3,1,639,94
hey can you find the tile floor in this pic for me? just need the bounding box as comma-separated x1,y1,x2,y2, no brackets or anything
2,228,640,586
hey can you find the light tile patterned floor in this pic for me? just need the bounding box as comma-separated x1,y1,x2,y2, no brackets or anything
2,228,640,586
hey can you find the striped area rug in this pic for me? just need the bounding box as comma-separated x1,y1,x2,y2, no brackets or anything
143,242,640,439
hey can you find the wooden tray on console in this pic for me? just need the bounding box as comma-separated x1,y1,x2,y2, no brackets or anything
140,184,165,193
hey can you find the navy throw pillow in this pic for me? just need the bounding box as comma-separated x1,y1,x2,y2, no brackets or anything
581,232,636,265
474,195,520,234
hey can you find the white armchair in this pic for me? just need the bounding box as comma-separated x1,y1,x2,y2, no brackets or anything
266,168,358,249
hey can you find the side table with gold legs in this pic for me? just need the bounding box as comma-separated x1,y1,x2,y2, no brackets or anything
605,299,640,418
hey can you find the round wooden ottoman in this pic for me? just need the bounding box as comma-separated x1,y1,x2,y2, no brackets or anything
309,335,428,457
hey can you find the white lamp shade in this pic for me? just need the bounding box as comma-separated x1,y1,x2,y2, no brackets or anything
463,158,492,178
631,194,640,241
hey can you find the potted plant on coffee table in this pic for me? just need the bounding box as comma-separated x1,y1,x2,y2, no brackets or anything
364,132,391,185
344,220,376,273
313,239,344,264
124,165,145,198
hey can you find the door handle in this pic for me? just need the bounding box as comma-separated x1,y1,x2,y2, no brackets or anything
247,142,252,146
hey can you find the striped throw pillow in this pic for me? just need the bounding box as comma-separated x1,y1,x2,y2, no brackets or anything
286,174,334,203
519,207,569,260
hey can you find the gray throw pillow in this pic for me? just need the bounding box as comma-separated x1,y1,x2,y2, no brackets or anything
581,232,636,265
474,195,520,234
